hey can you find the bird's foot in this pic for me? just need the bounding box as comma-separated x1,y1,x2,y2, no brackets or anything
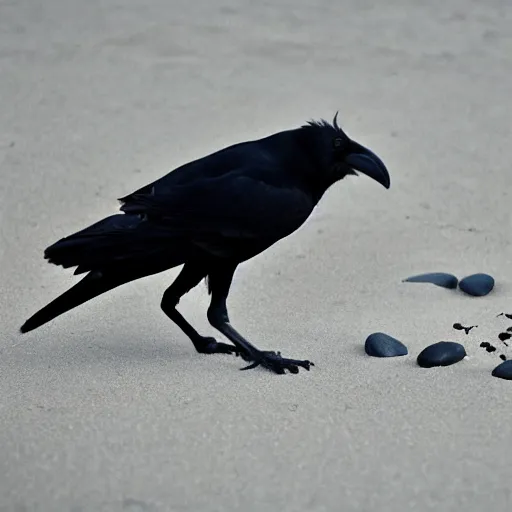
194,336,236,355
238,349,314,375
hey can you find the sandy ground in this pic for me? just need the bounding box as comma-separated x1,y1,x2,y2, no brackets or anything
1,1,512,511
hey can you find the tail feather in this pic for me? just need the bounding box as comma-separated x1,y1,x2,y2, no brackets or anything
20,271,129,333
19,263,170,333
20,213,189,333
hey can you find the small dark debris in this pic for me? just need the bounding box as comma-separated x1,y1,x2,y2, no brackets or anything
492,360,512,380
479,341,498,353
403,272,458,289
500,354,507,361
507,327,512,333
458,273,494,297
496,313,512,319
365,332,408,358
453,323,477,335
498,332,512,342
417,341,466,368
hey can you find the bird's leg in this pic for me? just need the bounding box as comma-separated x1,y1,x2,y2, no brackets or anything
207,263,314,374
161,263,236,355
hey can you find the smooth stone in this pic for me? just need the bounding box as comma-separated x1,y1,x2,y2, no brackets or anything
402,272,458,289
417,341,467,368
492,360,512,380
458,273,495,297
365,332,408,357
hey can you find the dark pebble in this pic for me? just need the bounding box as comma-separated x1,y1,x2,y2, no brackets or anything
491,360,512,380
402,272,458,289
364,332,408,357
480,342,490,348
417,341,467,368
486,346,497,353
498,332,511,341
458,273,495,297
500,354,507,361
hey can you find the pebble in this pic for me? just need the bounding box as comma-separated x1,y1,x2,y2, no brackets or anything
417,341,467,368
402,272,458,289
364,332,408,357
491,360,512,380
458,273,495,297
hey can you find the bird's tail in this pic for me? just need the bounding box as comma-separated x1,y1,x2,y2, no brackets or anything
19,268,150,333
21,213,187,333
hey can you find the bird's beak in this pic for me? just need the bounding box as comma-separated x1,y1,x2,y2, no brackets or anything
344,141,391,189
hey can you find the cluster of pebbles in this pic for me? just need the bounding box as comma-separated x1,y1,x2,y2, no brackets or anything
402,272,495,296
363,273,512,380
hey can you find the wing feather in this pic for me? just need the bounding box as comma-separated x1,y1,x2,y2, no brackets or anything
119,170,314,259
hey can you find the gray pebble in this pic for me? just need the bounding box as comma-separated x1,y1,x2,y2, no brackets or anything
458,273,494,297
417,341,467,368
491,360,512,380
365,332,408,357
402,272,458,289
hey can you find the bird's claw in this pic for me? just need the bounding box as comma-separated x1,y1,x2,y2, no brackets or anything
239,350,314,375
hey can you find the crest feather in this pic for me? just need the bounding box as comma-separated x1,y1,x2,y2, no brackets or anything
333,111,340,131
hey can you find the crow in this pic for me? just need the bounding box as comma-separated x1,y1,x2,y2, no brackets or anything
20,113,390,374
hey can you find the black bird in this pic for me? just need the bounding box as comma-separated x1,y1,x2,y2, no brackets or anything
20,114,390,374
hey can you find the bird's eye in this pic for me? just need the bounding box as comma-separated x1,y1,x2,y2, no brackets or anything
333,137,343,149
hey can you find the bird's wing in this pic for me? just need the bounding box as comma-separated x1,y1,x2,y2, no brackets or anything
118,142,256,204
119,169,314,258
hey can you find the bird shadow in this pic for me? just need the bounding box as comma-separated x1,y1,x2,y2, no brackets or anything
8,328,236,373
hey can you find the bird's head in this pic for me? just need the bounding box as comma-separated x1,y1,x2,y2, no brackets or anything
302,112,391,189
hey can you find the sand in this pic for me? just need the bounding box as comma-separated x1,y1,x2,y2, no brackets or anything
1,1,512,511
